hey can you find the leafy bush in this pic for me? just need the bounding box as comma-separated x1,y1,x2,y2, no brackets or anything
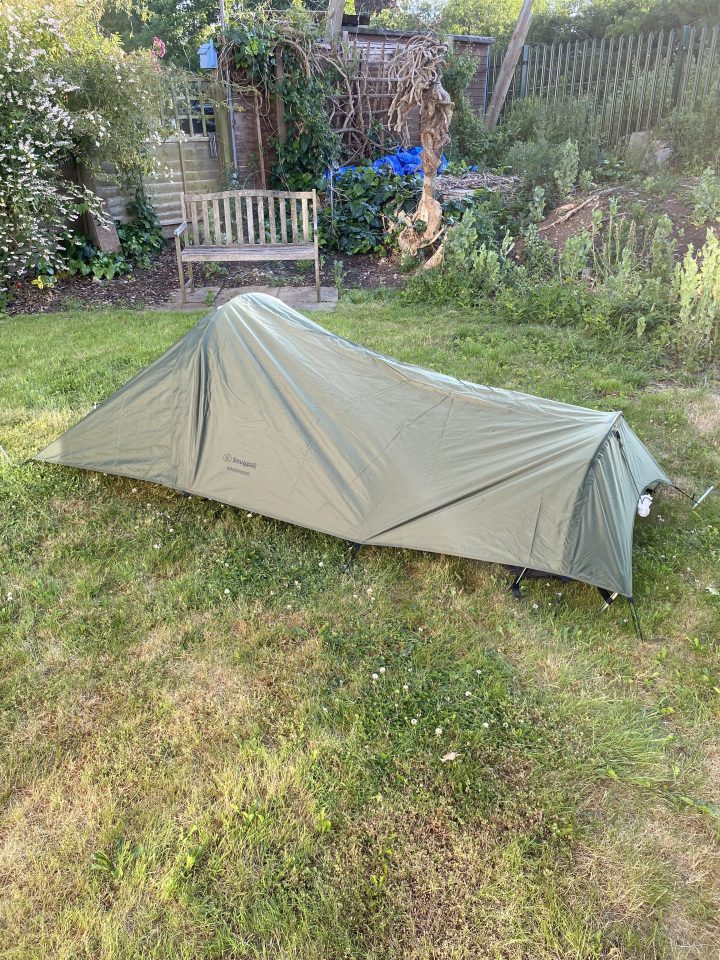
442,53,500,167
0,0,168,301
116,188,165,267
227,13,340,189
501,97,602,209
0,10,101,298
553,140,580,199
663,100,720,173
500,96,601,171
673,229,720,363
505,139,575,208
319,167,421,255
404,206,514,306
690,168,720,225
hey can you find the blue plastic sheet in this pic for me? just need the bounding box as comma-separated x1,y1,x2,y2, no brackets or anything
332,146,450,179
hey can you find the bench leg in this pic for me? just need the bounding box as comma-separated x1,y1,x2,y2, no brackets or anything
175,236,186,305
314,248,321,303
188,262,195,293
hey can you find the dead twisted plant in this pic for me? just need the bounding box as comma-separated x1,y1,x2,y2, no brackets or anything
387,35,453,256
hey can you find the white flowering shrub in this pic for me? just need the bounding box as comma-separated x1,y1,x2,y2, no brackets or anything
0,2,168,301
0,12,98,294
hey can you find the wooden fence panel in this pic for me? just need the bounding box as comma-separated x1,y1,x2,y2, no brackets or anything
486,22,720,144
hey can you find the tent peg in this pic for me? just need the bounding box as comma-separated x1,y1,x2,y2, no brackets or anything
509,567,528,599
692,485,715,510
341,542,362,573
628,597,645,643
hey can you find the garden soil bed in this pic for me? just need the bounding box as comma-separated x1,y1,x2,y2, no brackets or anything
534,179,720,260
8,247,406,316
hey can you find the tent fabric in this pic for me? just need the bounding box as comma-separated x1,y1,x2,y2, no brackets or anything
35,293,669,596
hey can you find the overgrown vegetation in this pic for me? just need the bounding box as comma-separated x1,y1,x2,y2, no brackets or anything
406,187,720,366
226,12,341,190
663,97,720,173
2,301,719,958
319,167,421,254
0,0,168,303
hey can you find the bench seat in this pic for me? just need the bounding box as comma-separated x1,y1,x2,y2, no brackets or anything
180,243,317,262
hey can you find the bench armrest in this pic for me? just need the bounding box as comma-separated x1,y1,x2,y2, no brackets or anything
174,221,188,238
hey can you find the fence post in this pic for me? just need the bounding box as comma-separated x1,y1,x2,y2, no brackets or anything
518,43,530,98
671,24,691,107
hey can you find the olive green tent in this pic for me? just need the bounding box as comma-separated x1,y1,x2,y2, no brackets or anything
36,293,669,597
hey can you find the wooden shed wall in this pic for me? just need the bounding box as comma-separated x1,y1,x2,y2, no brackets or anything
95,138,222,236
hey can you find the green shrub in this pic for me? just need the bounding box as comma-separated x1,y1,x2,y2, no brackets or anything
442,53,501,166
0,0,168,300
319,167,421,255
673,229,720,363
689,168,720,225
663,100,720,173
116,188,165,267
554,140,580,199
500,96,601,171
505,139,572,206
404,206,514,306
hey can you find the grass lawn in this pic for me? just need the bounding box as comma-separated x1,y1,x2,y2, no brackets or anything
1,299,719,959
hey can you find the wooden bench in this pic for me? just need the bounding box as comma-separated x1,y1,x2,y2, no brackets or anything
174,189,321,304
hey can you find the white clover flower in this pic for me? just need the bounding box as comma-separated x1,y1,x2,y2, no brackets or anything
410,718,418,725
403,684,409,691
435,727,443,736
318,561,324,568
379,666,386,674
224,588,230,595
465,691,471,697
482,722,489,729
372,673,379,681
6,593,13,601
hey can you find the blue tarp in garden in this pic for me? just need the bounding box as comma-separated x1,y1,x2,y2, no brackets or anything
333,146,451,179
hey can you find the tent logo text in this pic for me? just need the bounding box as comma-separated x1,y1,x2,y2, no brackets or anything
223,453,257,469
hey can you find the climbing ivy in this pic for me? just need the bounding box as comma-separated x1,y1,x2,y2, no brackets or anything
225,13,340,189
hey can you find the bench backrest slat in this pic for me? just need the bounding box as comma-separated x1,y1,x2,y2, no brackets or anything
181,189,317,248
279,199,288,243
212,198,221,244
269,197,277,244
234,195,244,244
301,198,309,243
257,196,266,244
223,196,232,244
245,196,255,245
290,199,299,245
